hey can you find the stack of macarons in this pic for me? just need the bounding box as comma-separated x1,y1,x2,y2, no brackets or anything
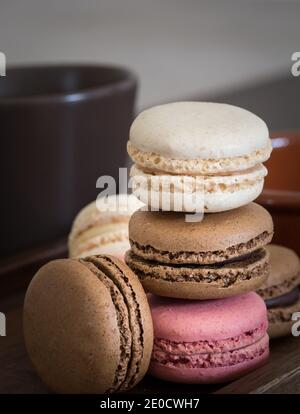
126,101,274,383
23,101,282,393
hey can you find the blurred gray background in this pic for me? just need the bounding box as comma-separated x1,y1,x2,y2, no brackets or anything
1,0,300,109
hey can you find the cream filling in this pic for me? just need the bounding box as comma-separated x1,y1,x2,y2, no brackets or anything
127,141,272,175
73,222,129,245
69,224,129,257
77,240,130,259
130,163,267,193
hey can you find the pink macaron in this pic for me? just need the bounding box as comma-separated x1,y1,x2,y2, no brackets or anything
148,292,269,384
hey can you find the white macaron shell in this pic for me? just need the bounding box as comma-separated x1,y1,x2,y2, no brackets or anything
129,102,270,160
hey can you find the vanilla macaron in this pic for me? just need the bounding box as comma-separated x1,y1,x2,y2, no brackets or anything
127,102,272,213
69,194,143,260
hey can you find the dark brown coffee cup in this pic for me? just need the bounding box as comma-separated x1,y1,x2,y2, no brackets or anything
0,65,137,256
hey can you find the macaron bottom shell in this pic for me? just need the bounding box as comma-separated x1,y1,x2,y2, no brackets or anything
137,275,269,300
126,248,269,300
150,338,269,384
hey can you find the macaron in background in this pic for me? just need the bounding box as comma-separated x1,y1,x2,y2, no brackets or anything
257,244,300,339
148,292,269,384
126,202,273,299
127,102,272,213
68,194,143,260
23,255,153,394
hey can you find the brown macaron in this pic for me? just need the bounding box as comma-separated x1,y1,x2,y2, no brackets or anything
23,255,153,394
257,244,300,339
125,202,273,299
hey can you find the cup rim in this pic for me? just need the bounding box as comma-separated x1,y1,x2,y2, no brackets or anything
0,63,137,106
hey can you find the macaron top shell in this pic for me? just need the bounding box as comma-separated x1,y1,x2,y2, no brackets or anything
257,244,300,299
23,256,153,394
129,203,273,263
129,102,271,160
148,292,267,342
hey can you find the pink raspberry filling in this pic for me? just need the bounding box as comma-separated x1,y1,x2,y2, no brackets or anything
153,323,267,354
152,332,269,369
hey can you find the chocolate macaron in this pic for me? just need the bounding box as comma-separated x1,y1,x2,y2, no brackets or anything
23,255,153,393
257,244,300,339
126,203,273,299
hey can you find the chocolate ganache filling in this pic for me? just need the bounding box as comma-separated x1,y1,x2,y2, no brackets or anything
265,287,299,309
